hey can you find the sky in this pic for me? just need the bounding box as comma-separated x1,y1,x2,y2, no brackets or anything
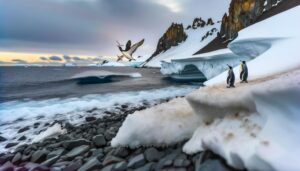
0,0,230,64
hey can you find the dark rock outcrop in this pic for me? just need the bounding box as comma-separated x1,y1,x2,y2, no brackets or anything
220,0,283,41
151,23,187,57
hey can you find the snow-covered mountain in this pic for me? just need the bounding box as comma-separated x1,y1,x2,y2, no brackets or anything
145,19,221,67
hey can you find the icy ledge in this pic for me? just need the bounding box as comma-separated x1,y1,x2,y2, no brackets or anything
112,69,300,170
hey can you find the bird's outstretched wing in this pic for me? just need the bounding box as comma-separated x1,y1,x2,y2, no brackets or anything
127,39,144,55
125,40,131,51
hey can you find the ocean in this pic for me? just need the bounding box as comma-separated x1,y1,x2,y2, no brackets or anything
0,66,199,152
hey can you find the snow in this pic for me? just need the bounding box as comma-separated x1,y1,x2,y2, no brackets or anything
112,6,300,170
206,6,300,85
112,69,300,170
111,98,201,148
145,24,220,67
32,123,66,143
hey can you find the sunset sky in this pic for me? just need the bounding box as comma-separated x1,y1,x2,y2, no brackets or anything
0,0,229,64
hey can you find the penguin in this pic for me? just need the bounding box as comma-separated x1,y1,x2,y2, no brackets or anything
227,65,235,88
240,61,248,83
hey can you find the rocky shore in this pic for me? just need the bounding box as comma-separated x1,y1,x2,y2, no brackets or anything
0,99,240,171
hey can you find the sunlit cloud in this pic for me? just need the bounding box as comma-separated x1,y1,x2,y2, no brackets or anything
153,0,182,13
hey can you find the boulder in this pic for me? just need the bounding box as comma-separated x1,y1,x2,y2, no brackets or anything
31,150,49,163
12,152,22,164
110,147,129,158
127,154,146,169
144,147,164,162
0,161,14,171
18,136,27,141
93,134,106,147
103,155,124,166
5,142,18,148
85,116,96,122
173,158,191,167
65,145,90,159
40,156,60,167
0,136,7,142
113,161,127,171
18,126,30,133
62,139,90,150
102,164,115,171
134,162,155,171
62,160,83,171
47,148,66,159
78,157,102,171
196,160,229,171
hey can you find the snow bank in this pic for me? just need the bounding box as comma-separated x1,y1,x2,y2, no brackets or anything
112,69,300,170
111,98,201,148
145,24,220,67
184,69,300,170
206,6,300,85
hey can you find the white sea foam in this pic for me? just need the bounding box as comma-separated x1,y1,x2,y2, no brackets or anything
0,85,196,152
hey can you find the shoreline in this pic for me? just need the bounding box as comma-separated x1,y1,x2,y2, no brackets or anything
0,98,240,171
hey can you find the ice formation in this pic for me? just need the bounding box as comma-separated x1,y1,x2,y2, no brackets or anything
160,50,252,80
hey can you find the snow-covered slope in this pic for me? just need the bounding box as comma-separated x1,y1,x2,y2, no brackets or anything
145,24,220,67
206,5,300,85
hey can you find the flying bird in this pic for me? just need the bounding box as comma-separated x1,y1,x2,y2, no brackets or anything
116,39,144,61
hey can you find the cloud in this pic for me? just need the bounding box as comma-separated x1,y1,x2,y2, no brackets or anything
12,59,28,63
0,0,230,57
49,56,62,61
40,56,48,61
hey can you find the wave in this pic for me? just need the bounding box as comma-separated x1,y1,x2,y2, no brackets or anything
0,85,196,152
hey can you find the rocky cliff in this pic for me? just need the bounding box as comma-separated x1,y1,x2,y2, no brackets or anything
151,23,187,57
220,0,283,40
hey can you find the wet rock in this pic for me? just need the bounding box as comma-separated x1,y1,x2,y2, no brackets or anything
65,145,90,159
31,149,48,163
103,155,124,166
21,153,32,162
173,158,191,167
0,161,14,171
12,152,22,164
134,162,155,171
63,160,83,171
18,136,27,141
18,126,30,133
113,161,127,171
15,167,28,171
0,153,14,165
102,164,115,171
62,139,90,150
127,154,146,169
5,142,18,148
197,160,229,171
33,123,40,129
52,161,70,168
0,136,7,142
78,157,102,171
47,148,66,159
121,104,128,109
93,134,106,147
155,149,181,170
85,116,96,122
111,147,129,158
193,152,204,171
144,147,164,162
40,156,60,167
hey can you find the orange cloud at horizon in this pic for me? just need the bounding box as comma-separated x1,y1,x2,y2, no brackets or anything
0,51,103,63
